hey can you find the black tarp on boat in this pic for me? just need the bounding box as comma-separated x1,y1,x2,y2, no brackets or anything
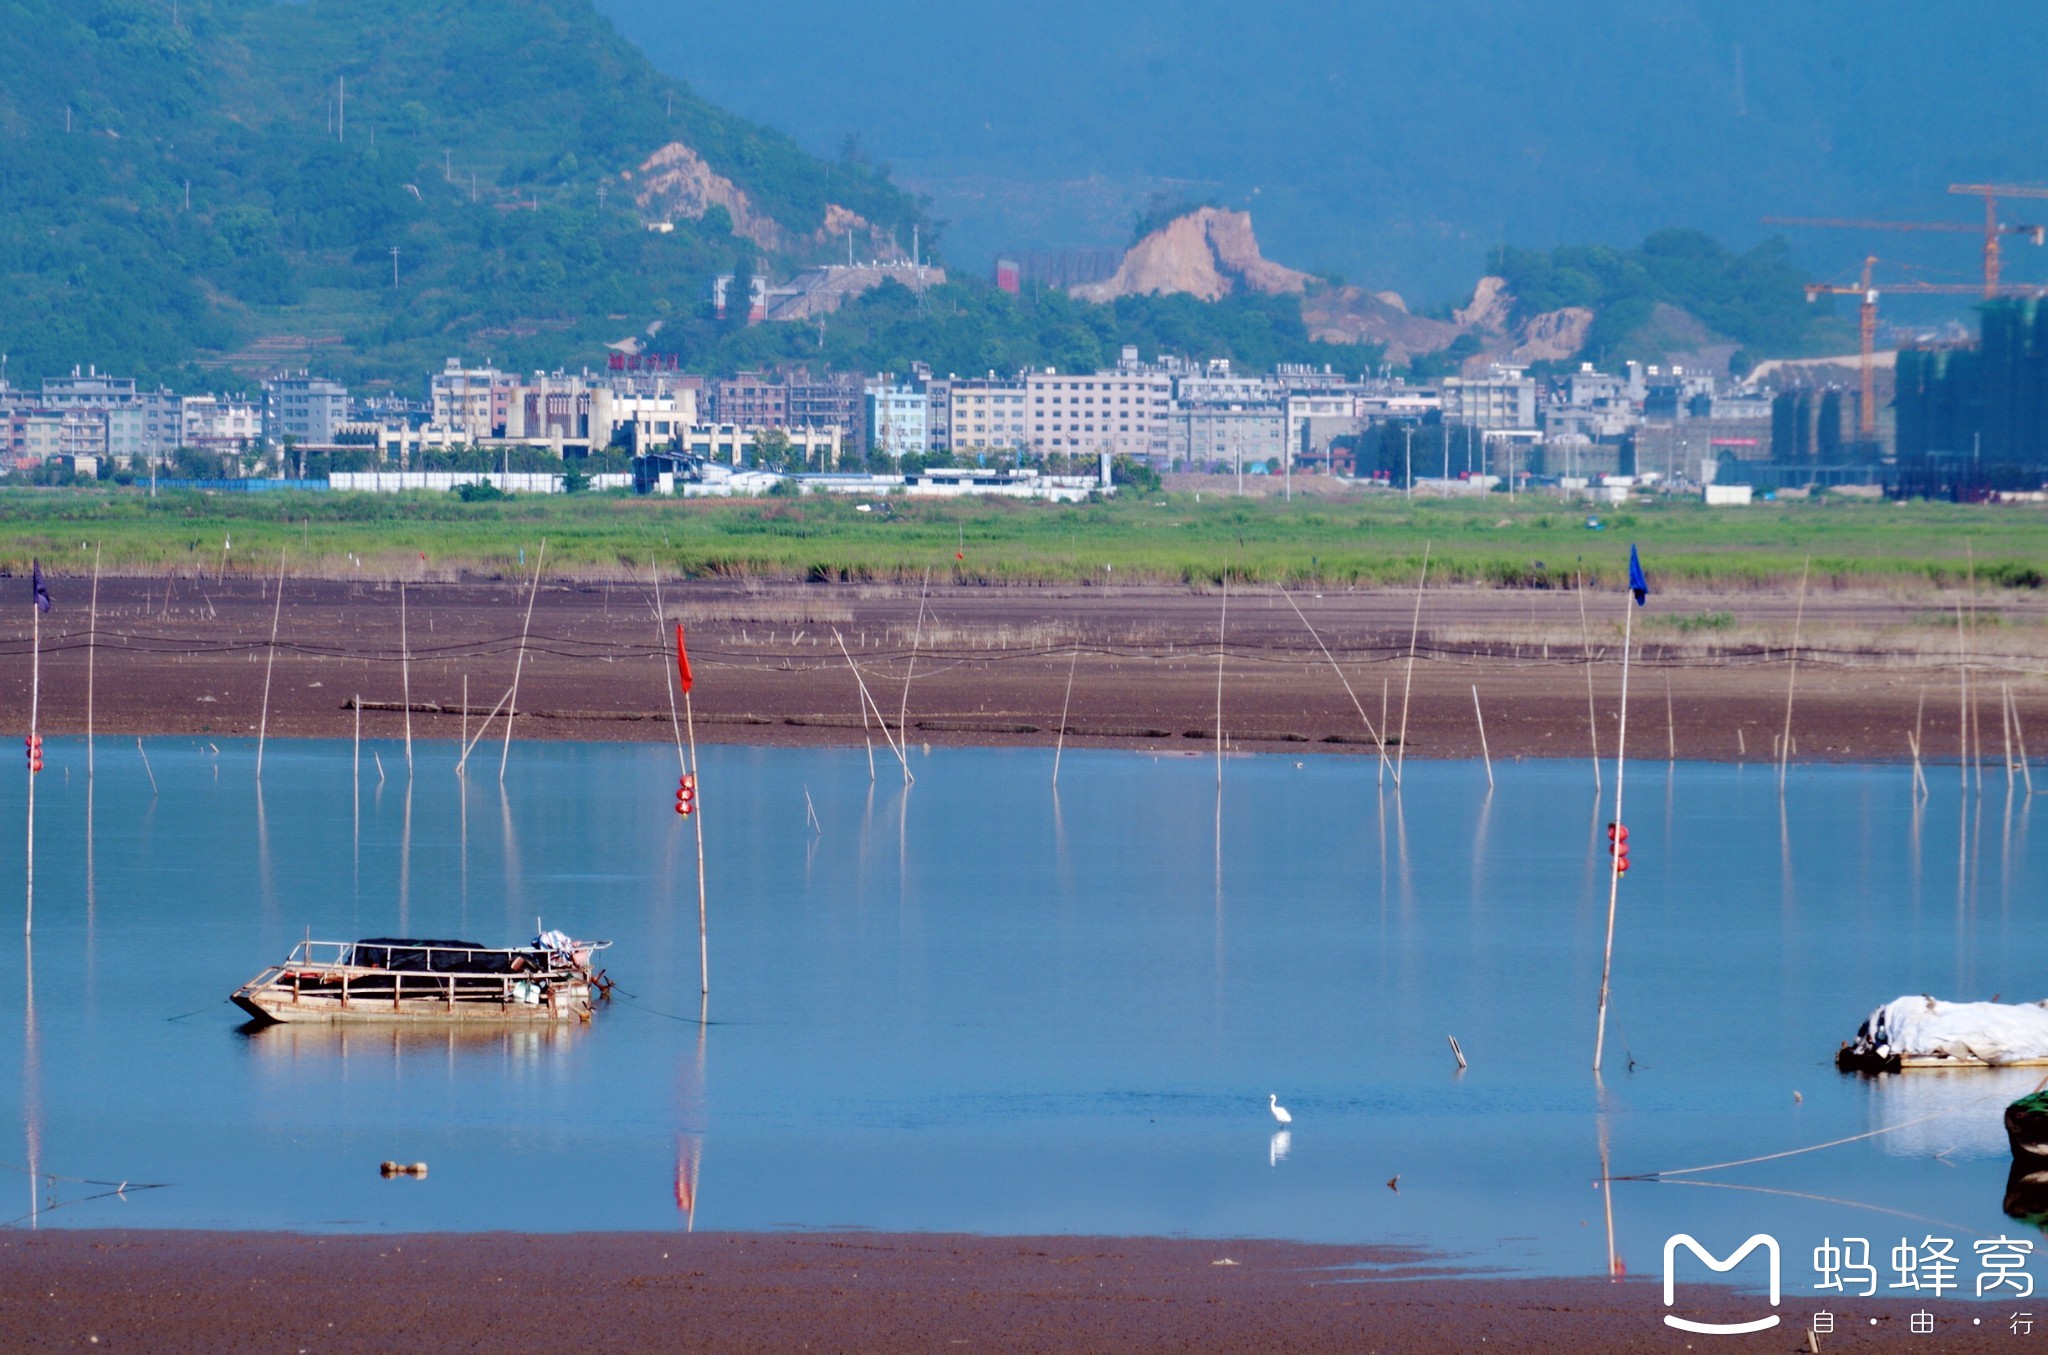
347,938,543,974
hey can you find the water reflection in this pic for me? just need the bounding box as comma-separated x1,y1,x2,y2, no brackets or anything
21,933,40,1229
3,739,2047,1270
1863,1066,2048,1159
1269,1129,1291,1167
237,1020,586,1064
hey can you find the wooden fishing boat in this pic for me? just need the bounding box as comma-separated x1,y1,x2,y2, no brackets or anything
231,933,612,1025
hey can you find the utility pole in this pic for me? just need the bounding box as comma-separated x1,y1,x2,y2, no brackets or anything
1403,424,1413,499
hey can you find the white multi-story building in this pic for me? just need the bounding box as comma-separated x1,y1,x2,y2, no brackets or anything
39,368,174,462
865,382,930,458
680,423,844,469
262,373,350,447
935,376,1030,454
1442,365,1537,431
182,395,262,451
1167,402,1288,470
1025,358,1172,464
430,359,515,441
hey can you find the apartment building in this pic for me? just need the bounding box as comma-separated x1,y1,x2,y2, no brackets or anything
1025,352,1172,463
182,396,262,451
934,376,1029,454
262,372,350,446
430,359,517,440
708,371,788,429
40,369,174,461
865,382,929,458
1441,365,1537,431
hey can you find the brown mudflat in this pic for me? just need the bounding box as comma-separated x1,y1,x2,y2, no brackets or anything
0,1230,2003,1353
0,575,2036,767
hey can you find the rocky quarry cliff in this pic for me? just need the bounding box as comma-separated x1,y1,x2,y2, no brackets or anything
1069,209,1620,371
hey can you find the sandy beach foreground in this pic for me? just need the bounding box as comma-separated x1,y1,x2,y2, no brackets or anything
0,1229,2014,1353
0,576,2038,765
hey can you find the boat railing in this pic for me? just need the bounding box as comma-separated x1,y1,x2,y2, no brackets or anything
245,939,595,1015
281,939,572,974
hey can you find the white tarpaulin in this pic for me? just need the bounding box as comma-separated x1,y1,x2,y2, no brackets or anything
1858,994,2048,1065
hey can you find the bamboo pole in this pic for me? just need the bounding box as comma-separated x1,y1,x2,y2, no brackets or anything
500,539,546,782
652,566,687,776
1380,680,1389,788
1969,547,1984,795
456,685,513,774
1214,571,1227,787
686,685,708,996
898,570,929,786
1777,556,1810,791
834,630,909,781
1665,673,1676,763
255,547,286,779
461,675,469,754
399,581,413,776
1577,568,1601,791
353,695,361,788
136,737,156,796
2015,689,2035,797
1395,543,1432,787
1280,584,1390,775
2003,682,2016,793
86,544,100,778
1958,600,1970,798
1472,684,1493,789
25,601,39,935
1592,589,1636,1074
1052,639,1079,789
1914,687,1928,797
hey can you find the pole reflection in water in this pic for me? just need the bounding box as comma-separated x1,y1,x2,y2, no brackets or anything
84,777,96,1003
675,993,709,1232
1595,1079,1621,1280
399,777,413,935
498,780,523,930
22,932,40,1229
254,777,276,918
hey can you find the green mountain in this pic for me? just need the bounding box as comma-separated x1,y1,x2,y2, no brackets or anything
0,0,921,387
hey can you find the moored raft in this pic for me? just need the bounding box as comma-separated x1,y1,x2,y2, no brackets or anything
1838,994,2048,1072
232,932,611,1025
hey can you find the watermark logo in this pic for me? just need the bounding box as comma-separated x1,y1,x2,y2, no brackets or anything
1663,1233,1782,1335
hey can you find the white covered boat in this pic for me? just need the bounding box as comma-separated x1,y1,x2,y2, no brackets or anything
1838,994,2048,1072
232,932,611,1025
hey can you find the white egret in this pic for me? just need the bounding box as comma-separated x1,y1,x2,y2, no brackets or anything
1268,1093,1292,1125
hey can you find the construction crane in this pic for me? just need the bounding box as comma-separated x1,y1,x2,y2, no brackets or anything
1949,184,2048,296
1764,212,2044,299
1803,255,2047,439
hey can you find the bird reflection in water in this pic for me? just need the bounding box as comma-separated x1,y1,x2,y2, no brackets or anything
1269,1130,1291,1167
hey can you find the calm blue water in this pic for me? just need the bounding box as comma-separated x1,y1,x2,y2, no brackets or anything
0,737,2042,1277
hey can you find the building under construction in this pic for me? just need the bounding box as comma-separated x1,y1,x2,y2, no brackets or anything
1896,299,2048,497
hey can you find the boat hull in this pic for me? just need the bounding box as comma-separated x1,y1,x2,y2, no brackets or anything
232,986,594,1024
231,967,596,1025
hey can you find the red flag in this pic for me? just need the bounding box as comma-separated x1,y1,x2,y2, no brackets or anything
675,623,694,694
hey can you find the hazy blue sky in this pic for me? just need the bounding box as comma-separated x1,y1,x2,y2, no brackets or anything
599,0,2048,301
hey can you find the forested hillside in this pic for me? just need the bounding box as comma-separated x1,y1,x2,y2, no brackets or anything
0,0,919,386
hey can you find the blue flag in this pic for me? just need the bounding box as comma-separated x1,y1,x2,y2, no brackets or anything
30,560,49,614
1627,544,1649,607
